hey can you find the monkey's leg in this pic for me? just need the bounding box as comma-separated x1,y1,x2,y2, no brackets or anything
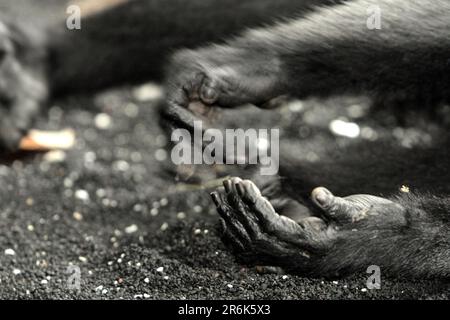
164,0,450,126
212,177,450,279
0,19,47,150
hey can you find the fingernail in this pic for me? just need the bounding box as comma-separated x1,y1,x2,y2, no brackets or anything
223,179,232,191
236,183,245,197
312,187,331,207
210,192,220,206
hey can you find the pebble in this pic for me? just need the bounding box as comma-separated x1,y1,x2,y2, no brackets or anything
75,190,90,202
144,278,150,283
114,160,130,172
78,256,87,263
154,149,168,162
282,275,289,280
329,119,360,138
227,284,233,289
400,185,410,193
12,269,21,275
194,229,202,235
133,83,163,101
124,103,139,118
150,208,159,216
287,100,304,112
27,224,34,232
160,222,169,231
160,198,168,206
124,224,138,234
94,113,112,130
43,150,67,163
151,201,160,208
73,212,83,221
41,279,48,285
156,267,164,273
96,188,107,198
176,212,186,220
4,248,15,256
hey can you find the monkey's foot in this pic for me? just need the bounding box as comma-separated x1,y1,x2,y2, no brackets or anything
161,47,285,132
211,177,407,277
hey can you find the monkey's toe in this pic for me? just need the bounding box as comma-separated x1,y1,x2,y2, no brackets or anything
311,186,402,224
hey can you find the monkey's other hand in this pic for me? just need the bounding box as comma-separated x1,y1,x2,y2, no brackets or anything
0,21,47,151
161,47,285,132
211,178,408,277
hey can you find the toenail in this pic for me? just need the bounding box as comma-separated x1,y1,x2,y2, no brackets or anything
312,187,330,207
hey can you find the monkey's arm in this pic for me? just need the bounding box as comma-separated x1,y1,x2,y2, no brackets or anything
0,0,336,150
212,178,450,279
164,0,450,125
49,0,337,96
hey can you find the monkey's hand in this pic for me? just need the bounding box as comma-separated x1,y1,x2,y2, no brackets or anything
162,46,286,132
211,177,416,278
0,21,47,151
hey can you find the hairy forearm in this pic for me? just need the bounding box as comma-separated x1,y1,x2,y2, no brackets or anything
47,0,338,96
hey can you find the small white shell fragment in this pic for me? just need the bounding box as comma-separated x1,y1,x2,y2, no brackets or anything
43,150,67,163
94,113,112,129
75,190,90,202
329,119,360,138
20,129,76,151
124,224,138,234
160,222,169,231
73,212,83,221
4,248,15,256
133,83,163,101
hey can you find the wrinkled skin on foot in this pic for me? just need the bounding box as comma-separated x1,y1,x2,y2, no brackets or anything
161,46,286,132
210,177,435,278
0,20,47,151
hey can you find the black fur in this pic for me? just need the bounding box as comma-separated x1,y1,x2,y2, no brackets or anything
163,0,450,278
1,0,449,278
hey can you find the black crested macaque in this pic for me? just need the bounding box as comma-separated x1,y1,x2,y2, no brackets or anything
0,0,334,150
1,0,448,279
162,0,450,279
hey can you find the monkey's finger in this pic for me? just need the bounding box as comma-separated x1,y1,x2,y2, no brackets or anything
236,180,305,239
219,218,246,252
162,100,198,132
200,76,220,105
222,178,263,240
211,191,252,246
311,187,384,223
